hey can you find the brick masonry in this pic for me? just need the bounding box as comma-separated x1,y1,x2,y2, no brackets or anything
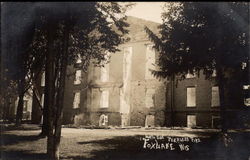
30,16,248,128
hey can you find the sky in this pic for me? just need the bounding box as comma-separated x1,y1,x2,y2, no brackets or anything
125,2,166,23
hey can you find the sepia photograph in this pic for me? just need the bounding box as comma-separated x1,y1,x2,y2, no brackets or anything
0,2,250,160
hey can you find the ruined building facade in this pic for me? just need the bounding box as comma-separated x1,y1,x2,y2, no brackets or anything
29,16,247,128
62,17,166,127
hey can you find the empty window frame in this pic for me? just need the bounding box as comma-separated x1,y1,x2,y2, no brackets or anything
145,44,156,79
145,115,155,127
76,54,82,64
74,70,82,85
41,72,45,86
123,46,132,81
212,69,217,77
73,92,81,109
186,70,196,79
23,100,28,112
99,114,108,126
186,73,196,79
211,86,220,107
187,87,196,107
187,115,196,128
100,63,109,82
211,115,221,129
100,90,109,108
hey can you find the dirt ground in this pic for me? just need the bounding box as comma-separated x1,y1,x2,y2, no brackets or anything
1,124,250,160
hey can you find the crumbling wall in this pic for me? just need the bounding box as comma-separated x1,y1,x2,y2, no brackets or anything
130,80,167,127
62,64,89,124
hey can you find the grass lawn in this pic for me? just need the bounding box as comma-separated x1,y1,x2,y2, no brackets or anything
1,124,250,160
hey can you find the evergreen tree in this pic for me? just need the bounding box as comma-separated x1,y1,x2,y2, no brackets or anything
145,2,249,135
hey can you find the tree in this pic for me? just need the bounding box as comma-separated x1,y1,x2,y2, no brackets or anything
1,2,46,126
2,2,131,159
14,27,46,126
145,2,249,134
32,2,131,159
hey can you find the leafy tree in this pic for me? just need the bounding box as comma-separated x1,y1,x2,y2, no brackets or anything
2,2,132,159
32,2,131,159
145,2,249,134
1,2,46,126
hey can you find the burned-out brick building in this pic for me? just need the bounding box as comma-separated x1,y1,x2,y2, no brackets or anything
61,16,167,127
30,16,248,128
165,72,222,129
165,70,248,129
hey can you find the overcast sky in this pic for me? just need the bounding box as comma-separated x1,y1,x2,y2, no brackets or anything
125,2,166,23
